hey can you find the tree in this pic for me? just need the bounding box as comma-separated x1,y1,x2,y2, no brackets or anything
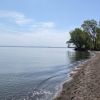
95,28,100,50
68,19,100,51
69,28,90,50
81,19,97,49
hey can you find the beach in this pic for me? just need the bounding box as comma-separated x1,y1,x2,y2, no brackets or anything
53,52,100,100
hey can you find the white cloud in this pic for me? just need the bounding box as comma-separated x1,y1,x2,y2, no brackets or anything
0,10,32,25
0,30,69,47
32,22,55,28
0,21,69,46
31,22,55,32
0,10,70,46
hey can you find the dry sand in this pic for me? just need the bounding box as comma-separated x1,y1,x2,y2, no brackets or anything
53,52,100,100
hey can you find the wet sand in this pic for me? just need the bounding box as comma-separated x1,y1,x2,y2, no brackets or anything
53,52,100,100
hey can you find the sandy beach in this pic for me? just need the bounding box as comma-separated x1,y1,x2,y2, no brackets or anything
53,52,100,100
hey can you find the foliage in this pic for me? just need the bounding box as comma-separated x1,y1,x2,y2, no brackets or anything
95,28,100,50
68,19,100,51
81,19,97,38
81,19,98,49
69,28,91,50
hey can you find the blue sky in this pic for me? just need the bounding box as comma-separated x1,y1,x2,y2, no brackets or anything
0,0,99,46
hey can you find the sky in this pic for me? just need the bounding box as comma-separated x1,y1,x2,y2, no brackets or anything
0,0,100,46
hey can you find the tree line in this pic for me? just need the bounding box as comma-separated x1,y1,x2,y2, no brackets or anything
68,19,100,51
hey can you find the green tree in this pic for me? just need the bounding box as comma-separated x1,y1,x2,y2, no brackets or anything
68,19,100,51
95,28,100,50
69,28,90,50
81,19,97,49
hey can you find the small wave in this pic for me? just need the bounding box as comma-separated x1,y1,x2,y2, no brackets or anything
2,89,52,100
26,89,52,100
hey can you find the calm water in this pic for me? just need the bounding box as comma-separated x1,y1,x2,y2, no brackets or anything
0,47,90,100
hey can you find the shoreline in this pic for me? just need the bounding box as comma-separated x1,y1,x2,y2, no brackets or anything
53,51,100,100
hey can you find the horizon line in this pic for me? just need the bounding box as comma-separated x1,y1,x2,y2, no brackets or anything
0,46,67,48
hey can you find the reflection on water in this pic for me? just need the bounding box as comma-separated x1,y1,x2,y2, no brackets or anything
0,47,90,100
67,50,90,61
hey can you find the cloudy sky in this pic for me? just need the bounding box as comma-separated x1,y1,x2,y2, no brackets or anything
0,0,100,46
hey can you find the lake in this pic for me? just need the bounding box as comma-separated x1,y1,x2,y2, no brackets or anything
0,47,90,100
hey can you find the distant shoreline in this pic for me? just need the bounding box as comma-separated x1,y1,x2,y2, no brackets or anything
53,51,100,100
0,46,67,48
